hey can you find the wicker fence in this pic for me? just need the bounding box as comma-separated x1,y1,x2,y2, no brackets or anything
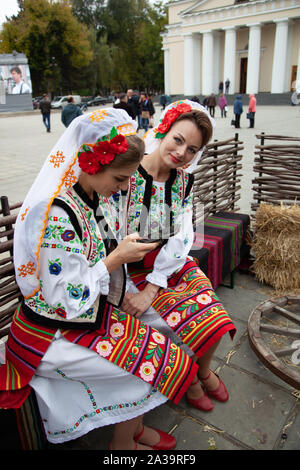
251,134,300,213
0,197,22,339
192,134,244,224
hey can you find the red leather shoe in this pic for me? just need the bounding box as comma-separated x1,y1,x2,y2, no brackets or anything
186,379,214,412
200,371,229,403
134,425,176,450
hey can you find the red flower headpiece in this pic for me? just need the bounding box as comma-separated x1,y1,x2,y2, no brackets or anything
78,127,129,175
155,102,192,139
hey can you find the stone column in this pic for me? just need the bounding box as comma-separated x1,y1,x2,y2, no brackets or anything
213,31,222,93
202,30,214,95
183,33,201,96
246,23,261,94
163,47,170,96
223,27,236,94
297,46,300,84
271,19,289,93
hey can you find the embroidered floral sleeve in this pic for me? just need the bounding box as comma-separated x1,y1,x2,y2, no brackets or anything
146,189,194,288
26,205,110,320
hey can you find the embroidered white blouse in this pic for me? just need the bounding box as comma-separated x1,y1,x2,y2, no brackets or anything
144,180,194,288
24,204,110,321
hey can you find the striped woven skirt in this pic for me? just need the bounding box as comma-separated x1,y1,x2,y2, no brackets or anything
128,258,236,358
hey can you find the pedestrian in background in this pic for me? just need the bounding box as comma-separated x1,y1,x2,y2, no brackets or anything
114,92,135,119
225,78,230,94
127,89,139,120
207,93,216,118
233,94,243,128
218,93,227,118
61,96,83,128
39,93,51,133
247,94,257,128
160,94,167,110
139,92,152,133
147,94,155,128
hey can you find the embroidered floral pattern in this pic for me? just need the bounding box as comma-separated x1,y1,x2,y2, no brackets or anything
139,361,155,382
48,258,62,275
64,168,77,188
46,369,157,438
61,230,75,242
166,312,181,327
152,331,165,344
96,340,113,357
18,261,35,277
110,322,125,338
49,150,66,168
124,168,191,241
67,283,83,299
88,109,108,123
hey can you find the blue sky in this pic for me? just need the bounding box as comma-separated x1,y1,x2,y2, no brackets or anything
0,0,19,27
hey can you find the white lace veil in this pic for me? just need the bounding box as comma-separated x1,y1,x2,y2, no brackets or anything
14,108,137,298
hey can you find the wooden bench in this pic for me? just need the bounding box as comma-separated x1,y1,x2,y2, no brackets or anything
0,196,47,450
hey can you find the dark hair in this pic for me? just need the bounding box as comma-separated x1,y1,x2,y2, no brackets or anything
10,66,22,75
173,110,213,148
67,96,74,103
106,134,144,170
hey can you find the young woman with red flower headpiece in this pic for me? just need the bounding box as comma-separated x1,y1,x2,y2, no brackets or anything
113,100,237,419
0,108,200,450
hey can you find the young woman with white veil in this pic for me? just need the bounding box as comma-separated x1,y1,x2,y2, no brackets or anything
114,100,236,422
0,108,199,450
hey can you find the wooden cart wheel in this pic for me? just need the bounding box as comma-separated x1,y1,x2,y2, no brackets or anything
248,295,300,389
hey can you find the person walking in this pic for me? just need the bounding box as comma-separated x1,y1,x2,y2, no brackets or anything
225,78,230,94
139,92,152,133
127,89,139,120
114,92,135,119
39,93,51,132
207,93,216,118
233,94,243,128
218,93,227,118
61,95,83,127
148,94,156,128
160,94,167,110
247,94,257,128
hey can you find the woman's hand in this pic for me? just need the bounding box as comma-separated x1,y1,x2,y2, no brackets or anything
121,283,160,318
103,233,159,273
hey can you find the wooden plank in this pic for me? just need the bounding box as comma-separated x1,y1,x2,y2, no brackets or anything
273,305,300,325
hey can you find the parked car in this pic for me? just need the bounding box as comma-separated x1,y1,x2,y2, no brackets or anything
51,95,81,109
87,96,107,106
106,95,115,103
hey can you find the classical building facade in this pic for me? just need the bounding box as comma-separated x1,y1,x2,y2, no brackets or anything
162,0,300,95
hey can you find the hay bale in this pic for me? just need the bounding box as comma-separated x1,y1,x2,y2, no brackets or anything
252,203,300,293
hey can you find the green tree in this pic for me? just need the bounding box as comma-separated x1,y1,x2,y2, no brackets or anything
72,0,167,92
0,0,93,95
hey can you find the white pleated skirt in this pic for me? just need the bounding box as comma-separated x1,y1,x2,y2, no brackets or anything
30,330,167,444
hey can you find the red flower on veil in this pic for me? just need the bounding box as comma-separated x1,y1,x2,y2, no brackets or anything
78,128,129,175
155,102,192,138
